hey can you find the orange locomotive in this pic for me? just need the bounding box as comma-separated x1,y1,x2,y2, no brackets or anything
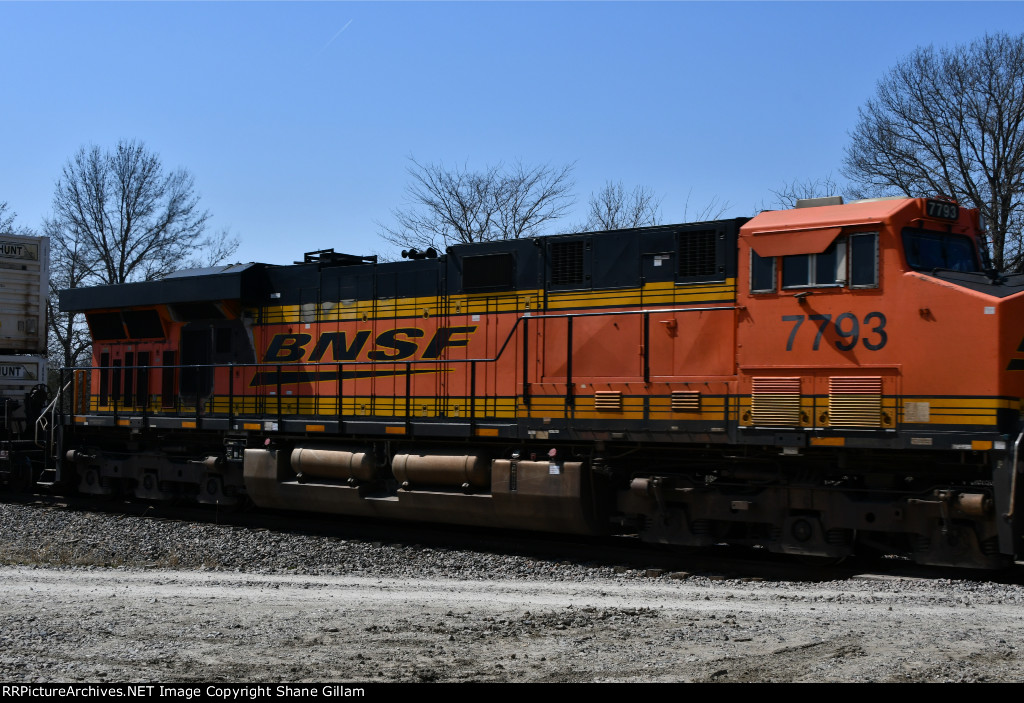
58,196,1024,568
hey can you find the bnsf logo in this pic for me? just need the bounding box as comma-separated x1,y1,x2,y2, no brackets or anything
264,326,478,363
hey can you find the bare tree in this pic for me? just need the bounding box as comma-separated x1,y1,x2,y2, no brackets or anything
46,226,92,370
198,227,242,268
45,139,239,368
379,158,575,252
680,189,731,222
0,202,30,235
761,174,842,211
46,140,238,284
843,33,1024,271
584,180,662,230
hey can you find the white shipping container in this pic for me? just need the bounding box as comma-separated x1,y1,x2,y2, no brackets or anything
0,234,49,354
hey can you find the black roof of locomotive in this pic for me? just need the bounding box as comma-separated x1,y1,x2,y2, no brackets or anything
59,217,749,312
59,262,267,312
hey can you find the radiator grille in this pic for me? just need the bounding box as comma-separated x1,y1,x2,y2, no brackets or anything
751,377,801,426
828,376,883,427
671,391,701,412
550,240,585,286
677,229,718,277
594,391,622,411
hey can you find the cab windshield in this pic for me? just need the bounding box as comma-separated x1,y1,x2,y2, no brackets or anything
902,228,980,273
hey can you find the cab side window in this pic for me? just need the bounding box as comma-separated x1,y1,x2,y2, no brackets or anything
849,233,879,287
749,232,879,293
750,251,776,292
782,242,843,288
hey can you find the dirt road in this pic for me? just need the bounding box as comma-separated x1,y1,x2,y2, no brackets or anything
2,565,1023,683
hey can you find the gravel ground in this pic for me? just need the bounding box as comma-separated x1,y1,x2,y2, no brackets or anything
2,500,1024,683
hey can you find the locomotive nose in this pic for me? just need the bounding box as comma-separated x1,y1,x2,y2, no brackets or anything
998,290,1024,399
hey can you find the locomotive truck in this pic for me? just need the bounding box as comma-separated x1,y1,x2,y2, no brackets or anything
53,195,1024,569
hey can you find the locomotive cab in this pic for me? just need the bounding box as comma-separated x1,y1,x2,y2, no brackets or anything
723,197,1024,567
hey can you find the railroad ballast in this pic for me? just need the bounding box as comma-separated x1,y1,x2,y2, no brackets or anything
52,196,1024,569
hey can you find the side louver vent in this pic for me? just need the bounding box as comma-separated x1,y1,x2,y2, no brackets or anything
677,229,718,277
828,376,883,427
550,240,585,286
751,377,801,426
594,391,623,411
671,391,701,412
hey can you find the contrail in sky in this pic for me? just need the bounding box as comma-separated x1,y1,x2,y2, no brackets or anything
320,20,354,54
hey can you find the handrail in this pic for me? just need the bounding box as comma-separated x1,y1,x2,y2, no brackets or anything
1006,429,1024,520
35,377,74,449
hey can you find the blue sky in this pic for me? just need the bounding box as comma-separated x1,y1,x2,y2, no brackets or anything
1,1,1022,266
